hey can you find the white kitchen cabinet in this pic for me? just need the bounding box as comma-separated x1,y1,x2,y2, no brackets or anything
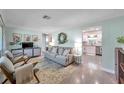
83,45,96,55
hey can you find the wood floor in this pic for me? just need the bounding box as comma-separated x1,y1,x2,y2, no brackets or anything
61,55,117,84
0,55,117,84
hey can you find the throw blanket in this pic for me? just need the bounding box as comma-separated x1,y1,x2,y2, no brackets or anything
15,63,33,84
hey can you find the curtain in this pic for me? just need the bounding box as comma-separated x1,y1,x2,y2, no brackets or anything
0,26,2,57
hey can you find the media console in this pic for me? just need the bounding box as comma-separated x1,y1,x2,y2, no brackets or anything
11,47,41,57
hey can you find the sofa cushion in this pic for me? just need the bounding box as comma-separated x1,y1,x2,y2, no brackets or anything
58,48,64,55
55,55,66,62
48,47,52,52
51,47,57,53
4,50,14,61
0,56,15,74
63,49,70,56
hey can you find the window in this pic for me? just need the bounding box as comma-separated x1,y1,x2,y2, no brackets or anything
0,26,2,57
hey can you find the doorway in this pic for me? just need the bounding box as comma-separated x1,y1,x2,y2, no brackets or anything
82,26,102,65
42,33,52,52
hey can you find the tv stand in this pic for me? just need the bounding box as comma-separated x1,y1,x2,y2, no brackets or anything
11,47,41,57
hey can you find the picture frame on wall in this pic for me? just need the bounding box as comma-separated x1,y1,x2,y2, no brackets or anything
24,34,31,42
32,35,39,42
13,33,22,43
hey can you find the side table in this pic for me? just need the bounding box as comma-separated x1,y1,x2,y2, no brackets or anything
74,55,82,64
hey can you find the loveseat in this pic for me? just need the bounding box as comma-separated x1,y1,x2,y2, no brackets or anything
44,46,74,66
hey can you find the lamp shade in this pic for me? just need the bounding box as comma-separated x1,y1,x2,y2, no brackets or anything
74,42,82,48
49,42,54,46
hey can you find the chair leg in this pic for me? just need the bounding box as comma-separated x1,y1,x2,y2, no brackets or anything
2,78,8,84
33,70,40,84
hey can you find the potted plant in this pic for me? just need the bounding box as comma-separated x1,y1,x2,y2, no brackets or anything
117,36,124,49
117,36,124,44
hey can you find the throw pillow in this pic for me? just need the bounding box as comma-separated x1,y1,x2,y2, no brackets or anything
58,48,64,55
48,47,52,52
51,47,57,53
63,49,70,56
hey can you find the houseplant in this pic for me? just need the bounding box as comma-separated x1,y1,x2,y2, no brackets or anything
117,36,124,44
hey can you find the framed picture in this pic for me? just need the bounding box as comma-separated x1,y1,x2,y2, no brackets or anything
32,35,38,42
24,34,31,42
13,33,22,43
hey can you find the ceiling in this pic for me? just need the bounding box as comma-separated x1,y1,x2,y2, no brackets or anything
1,9,124,33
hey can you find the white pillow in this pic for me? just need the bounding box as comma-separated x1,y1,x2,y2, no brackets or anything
5,50,14,60
0,56,15,74
48,47,52,52
51,47,57,53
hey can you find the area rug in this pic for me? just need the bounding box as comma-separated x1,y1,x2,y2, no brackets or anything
30,58,77,84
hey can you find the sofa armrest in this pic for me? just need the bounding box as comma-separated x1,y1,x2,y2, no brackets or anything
67,54,74,63
15,63,33,84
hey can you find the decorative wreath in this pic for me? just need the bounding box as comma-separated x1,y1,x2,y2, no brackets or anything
58,32,68,44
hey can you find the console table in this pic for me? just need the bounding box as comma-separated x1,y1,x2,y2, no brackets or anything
11,47,41,58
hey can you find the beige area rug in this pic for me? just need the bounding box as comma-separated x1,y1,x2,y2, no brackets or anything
3,57,77,84
31,65,76,84
30,57,77,84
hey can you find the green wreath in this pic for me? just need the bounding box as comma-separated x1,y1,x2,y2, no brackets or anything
58,32,68,44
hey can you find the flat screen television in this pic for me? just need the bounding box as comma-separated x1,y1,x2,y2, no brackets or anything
22,42,33,48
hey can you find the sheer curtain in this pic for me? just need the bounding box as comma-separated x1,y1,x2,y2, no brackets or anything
0,26,2,57
0,14,6,57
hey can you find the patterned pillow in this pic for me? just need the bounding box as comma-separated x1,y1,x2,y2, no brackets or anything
51,47,57,53
58,48,64,55
63,49,70,56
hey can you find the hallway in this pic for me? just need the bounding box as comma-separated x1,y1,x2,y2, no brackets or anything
62,55,117,84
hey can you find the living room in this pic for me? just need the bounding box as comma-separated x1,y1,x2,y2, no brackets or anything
1,9,124,84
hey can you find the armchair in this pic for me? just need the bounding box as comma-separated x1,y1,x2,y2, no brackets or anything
4,50,30,67
0,56,39,84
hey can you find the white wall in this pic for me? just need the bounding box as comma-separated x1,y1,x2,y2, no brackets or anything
5,26,42,50
52,28,82,55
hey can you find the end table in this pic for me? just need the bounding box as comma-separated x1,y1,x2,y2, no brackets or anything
74,55,82,64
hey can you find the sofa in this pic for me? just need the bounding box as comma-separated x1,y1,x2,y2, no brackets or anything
44,46,74,66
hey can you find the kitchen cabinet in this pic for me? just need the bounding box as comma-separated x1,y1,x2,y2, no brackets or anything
83,45,96,55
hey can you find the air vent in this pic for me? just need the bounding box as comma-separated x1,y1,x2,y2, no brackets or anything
42,15,51,20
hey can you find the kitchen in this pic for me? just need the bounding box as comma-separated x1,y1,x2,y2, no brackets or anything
82,27,102,56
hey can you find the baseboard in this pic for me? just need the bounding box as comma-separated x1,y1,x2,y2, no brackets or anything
101,67,115,74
